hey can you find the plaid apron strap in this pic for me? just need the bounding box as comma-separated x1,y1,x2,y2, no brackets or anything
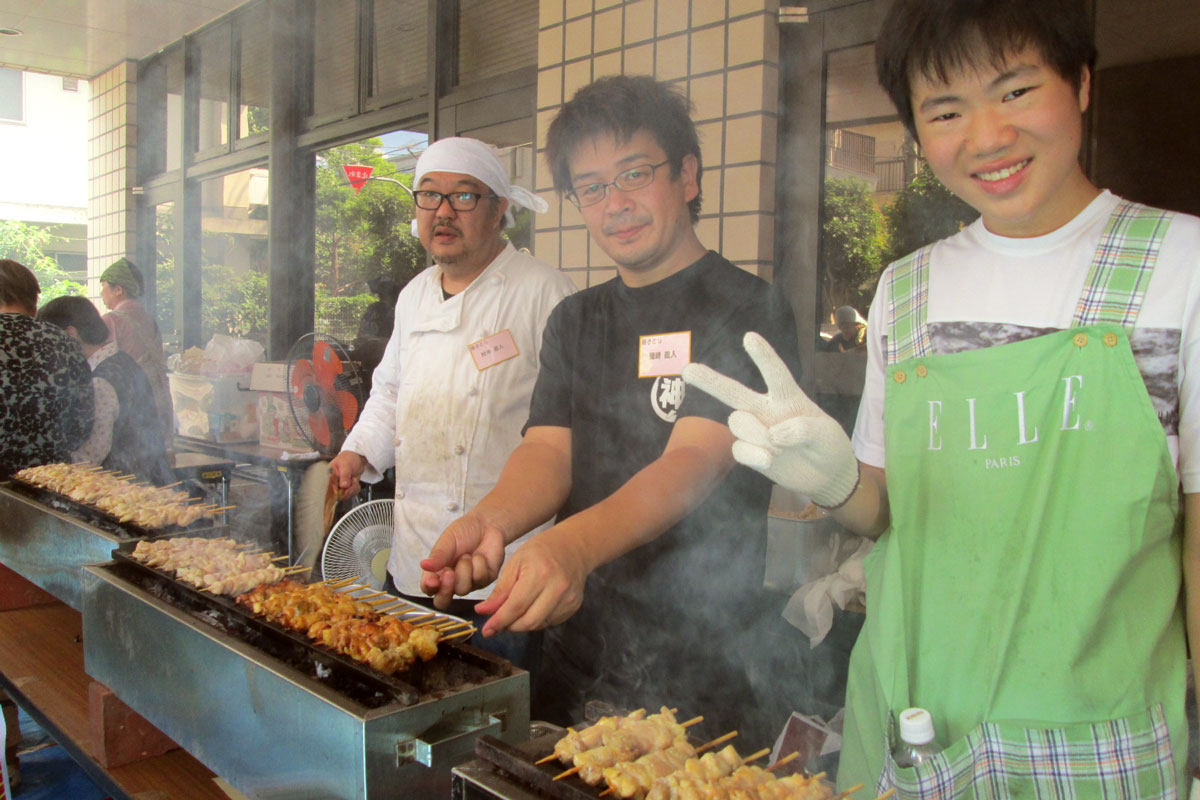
885,245,935,366
1074,200,1175,328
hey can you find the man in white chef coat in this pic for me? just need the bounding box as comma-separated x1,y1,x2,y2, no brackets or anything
329,137,576,668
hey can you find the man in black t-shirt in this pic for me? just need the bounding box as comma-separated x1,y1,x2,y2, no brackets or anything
420,76,800,746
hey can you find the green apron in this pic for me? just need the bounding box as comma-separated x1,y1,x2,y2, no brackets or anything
839,201,1187,798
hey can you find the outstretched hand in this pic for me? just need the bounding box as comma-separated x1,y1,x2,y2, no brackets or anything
682,331,858,508
419,515,508,610
471,529,590,636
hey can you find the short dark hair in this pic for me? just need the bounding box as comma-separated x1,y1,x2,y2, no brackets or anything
546,74,703,223
876,0,1097,140
0,259,41,312
37,295,111,345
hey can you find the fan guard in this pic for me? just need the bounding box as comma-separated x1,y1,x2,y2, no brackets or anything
285,332,365,457
322,499,393,590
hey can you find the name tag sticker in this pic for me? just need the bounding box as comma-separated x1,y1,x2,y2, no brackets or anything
469,329,520,371
638,331,692,378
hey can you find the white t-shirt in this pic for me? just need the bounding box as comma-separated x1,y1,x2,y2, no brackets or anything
852,190,1200,493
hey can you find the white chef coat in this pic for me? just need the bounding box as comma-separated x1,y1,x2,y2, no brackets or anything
342,242,577,597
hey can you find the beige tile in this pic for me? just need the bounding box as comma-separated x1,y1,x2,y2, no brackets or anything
655,33,688,81
696,120,724,169
589,237,616,268
695,215,721,251
657,0,689,35
698,166,721,216
689,25,726,76
540,0,564,28
689,73,725,121
537,66,563,110
759,164,776,213
725,64,767,115
692,0,728,27
538,24,564,67
563,59,593,102
623,0,656,45
595,0,622,9
728,0,769,17
593,7,623,52
592,51,622,81
534,231,560,265
722,164,762,213
562,227,590,268
564,16,593,60
623,43,655,76
538,190,562,228
559,198,588,229
721,214,766,261
727,14,767,66
536,109,559,160
725,114,767,163
589,267,618,286
564,0,592,20
566,269,590,290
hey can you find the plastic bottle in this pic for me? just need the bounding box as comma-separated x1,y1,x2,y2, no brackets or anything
892,707,940,768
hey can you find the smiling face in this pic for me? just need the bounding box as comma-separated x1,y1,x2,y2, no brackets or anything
568,130,705,286
911,46,1098,238
414,171,508,281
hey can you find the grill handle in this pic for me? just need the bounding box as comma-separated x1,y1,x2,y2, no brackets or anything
396,710,505,770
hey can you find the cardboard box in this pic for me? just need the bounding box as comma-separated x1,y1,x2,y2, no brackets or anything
169,372,259,443
250,362,312,451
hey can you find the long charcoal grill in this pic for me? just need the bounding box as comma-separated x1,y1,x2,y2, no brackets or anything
81,553,530,800
0,482,221,609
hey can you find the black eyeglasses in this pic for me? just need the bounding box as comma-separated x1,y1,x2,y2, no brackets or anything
567,160,670,208
412,190,500,211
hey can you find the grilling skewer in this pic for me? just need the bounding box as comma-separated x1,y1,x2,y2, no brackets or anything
598,732,743,797
555,711,702,783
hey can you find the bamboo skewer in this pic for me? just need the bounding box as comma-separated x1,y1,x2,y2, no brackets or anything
439,628,475,642
835,783,864,799
535,752,559,765
680,715,703,728
767,751,799,771
554,765,583,781
876,789,896,800
741,747,771,764
207,505,237,513
282,565,312,575
696,730,737,752
325,576,359,587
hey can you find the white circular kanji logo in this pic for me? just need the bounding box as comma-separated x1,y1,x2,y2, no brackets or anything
651,376,685,423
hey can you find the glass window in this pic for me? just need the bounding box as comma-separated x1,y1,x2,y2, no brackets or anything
458,0,537,85
310,0,359,122
0,68,23,122
368,0,426,104
154,201,180,352
165,47,185,172
314,130,426,353
200,168,270,348
237,2,271,140
196,20,233,153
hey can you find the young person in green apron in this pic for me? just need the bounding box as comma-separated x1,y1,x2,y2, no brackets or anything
684,0,1200,795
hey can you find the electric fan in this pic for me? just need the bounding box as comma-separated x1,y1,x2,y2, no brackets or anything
285,333,366,457
322,499,393,590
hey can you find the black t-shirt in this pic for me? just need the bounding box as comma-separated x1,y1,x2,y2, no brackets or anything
525,251,801,740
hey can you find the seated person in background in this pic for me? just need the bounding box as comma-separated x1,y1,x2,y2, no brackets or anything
39,295,173,485
0,259,94,480
824,305,866,352
99,257,174,446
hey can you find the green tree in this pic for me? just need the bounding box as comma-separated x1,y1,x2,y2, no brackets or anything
315,140,425,297
821,177,885,315
882,162,979,265
0,221,84,301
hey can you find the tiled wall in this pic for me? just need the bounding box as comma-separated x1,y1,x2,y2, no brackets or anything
535,0,780,289
87,61,137,298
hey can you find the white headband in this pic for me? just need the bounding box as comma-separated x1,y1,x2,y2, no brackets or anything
412,137,546,232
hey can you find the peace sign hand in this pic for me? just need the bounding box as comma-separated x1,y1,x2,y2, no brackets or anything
682,332,859,508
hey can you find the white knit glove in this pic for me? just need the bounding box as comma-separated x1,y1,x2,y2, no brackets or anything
682,332,859,508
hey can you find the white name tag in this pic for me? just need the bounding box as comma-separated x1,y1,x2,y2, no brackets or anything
469,329,520,371
638,331,691,378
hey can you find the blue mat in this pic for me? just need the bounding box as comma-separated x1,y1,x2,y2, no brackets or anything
9,706,108,800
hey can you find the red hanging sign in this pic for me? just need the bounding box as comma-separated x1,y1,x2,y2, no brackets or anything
343,164,374,193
